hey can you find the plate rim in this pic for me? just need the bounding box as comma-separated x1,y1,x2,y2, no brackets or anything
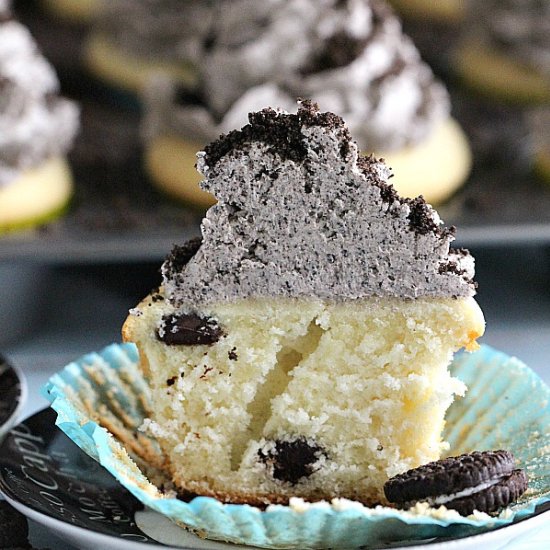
2,494,167,550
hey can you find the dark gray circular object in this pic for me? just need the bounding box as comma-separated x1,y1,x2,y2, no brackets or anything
384,450,528,516
0,501,30,548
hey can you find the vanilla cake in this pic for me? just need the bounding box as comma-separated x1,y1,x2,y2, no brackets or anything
123,102,484,506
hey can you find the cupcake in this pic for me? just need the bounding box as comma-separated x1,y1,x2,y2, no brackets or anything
84,0,210,97
123,101,485,506
41,0,104,24
143,0,472,207
0,1,79,233
455,0,550,104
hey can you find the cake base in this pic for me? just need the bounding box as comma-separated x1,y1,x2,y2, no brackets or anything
145,117,470,208
0,157,73,233
535,150,550,185
41,0,103,23
388,0,465,24
85,33,199,95
123,293,484,506
455,41,550,105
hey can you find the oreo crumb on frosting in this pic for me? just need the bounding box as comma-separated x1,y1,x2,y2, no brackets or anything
163,237,202,280
162,102,476,306
204,100,351,167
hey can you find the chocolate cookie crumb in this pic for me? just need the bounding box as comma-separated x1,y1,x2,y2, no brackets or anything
259,437,326,485
157,313,224,346
164,238,203,279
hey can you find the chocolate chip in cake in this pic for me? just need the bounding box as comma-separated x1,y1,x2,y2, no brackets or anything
157,313,224,346
228,347,238,361
259,437,326,485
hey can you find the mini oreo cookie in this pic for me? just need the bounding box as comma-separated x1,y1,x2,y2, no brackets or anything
384,450,528,516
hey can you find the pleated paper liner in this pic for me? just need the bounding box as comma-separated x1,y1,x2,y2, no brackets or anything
43,343,550,549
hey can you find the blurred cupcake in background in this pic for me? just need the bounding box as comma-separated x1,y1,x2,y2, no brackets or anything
531,109,550,184
456,0,550,104
388,0,465,24
0,0,79,233
84,0,214,98
41,0,104,24
143,0,471,207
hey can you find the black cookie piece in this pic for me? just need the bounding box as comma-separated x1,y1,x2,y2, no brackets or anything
0,502,30,548
157,313,224,346
384,450,528,516
258,437,326,485
163,238,203,279
0,355,21,424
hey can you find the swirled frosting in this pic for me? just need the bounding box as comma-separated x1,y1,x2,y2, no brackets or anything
95,0,216,63
142,0,449,152
0,12,79,187
470,0,550,77
162,102,475,306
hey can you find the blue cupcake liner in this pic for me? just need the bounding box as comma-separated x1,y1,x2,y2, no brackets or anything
43,344,550,549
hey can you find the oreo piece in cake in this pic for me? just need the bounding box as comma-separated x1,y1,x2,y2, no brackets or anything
384,450,528,515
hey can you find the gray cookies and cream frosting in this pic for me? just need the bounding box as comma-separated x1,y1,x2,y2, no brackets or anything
0,10,79,186
470,0,550,76
162,102,475,306
143,0,449,153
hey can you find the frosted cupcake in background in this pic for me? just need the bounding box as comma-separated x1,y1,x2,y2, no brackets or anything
0,0,79,233
455,0,550,104
84,0,214,97
41,0,104,24
143,0,472,207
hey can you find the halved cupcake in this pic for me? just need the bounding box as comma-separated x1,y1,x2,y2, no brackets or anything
124,102,484,506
